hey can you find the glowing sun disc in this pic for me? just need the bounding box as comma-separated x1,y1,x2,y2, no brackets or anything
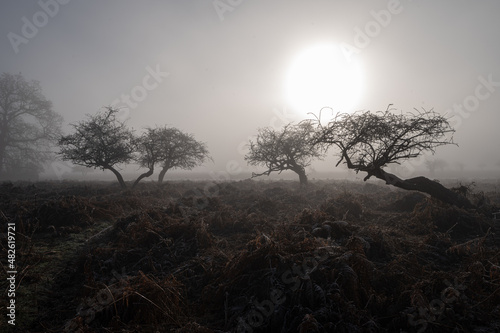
285,44,363,119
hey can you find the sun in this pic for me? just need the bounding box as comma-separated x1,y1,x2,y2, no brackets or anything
285,43,364,120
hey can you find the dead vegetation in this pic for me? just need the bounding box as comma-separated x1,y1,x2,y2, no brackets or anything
0,179,499,332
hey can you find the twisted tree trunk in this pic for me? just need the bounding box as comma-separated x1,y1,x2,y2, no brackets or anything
339,150,473,209
106,165,127,189
132,167,154,188
371,168,473,209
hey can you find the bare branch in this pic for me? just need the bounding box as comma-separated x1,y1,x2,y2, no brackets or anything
245,122,323,185
135,126,211,183
313,106,472,207
58,107,134,188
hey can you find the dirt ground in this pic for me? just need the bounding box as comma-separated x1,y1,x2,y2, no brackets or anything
1,179,499,332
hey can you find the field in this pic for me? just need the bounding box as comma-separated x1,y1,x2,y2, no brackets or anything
1,179,500,332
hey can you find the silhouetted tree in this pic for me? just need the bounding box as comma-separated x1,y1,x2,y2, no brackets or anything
136,126,210,184
245,122,322,186
0,72,63,179
58,107,135,188
313,106,473,208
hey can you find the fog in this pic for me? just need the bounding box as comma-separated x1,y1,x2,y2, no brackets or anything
1,0,499,181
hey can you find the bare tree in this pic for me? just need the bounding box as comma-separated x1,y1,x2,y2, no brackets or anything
0,72,63,179
58,107,135,188
313,106,472,208
136,126,210,184
245,122,323,186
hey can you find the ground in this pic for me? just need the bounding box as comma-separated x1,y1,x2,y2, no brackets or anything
0,179,499,332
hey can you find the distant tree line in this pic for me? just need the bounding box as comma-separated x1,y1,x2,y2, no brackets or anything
0,72,211,186
0,72,474,208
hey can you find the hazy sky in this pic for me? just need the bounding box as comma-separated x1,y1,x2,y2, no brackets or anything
1,1,499,180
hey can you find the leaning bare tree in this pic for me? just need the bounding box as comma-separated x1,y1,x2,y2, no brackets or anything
313,106,472,208
137,126,210,184
58,107,135,188
0,72,63,179
245,122,323,186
